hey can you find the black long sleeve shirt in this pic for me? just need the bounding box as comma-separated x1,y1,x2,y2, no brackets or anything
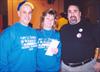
60,20,100,64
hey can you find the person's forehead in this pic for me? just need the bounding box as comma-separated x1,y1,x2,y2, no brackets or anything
46,14,54,17
68,5,79,11
17,1,34,11
20,5,32,11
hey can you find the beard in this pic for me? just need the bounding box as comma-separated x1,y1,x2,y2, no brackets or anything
69,16,77,25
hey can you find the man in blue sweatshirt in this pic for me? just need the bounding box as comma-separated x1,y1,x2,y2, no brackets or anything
0,1,37,72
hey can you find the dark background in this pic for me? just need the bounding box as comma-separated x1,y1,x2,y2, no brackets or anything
0,0,100,30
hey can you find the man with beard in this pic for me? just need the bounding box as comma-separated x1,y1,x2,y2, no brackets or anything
60,4,100,72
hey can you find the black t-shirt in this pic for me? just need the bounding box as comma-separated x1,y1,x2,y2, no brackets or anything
60,20,99,64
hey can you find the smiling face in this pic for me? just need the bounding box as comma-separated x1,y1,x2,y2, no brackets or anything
67,5,81,25
42,13,55,29
18,4,33,26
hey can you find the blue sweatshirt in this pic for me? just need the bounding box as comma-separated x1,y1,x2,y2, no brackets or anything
0,22,37,72
37,29,62,72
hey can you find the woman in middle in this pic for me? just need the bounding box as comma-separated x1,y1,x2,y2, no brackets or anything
37,8,62,72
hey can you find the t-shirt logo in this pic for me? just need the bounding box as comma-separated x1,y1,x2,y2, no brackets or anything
20,36,37,51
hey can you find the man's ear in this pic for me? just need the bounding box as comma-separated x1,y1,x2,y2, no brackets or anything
17,11,20,17
80,12,81,17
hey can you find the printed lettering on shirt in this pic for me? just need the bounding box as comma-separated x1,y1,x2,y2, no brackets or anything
20,36,37,50
38,38,52,50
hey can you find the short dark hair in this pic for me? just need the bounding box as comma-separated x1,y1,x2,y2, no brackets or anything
17,1,26,11
67,3,83,12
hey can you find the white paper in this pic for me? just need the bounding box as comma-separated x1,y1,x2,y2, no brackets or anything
45,39,60,56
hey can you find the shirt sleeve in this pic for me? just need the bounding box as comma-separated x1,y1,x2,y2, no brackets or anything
56,32,62,62
0,29,14,72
